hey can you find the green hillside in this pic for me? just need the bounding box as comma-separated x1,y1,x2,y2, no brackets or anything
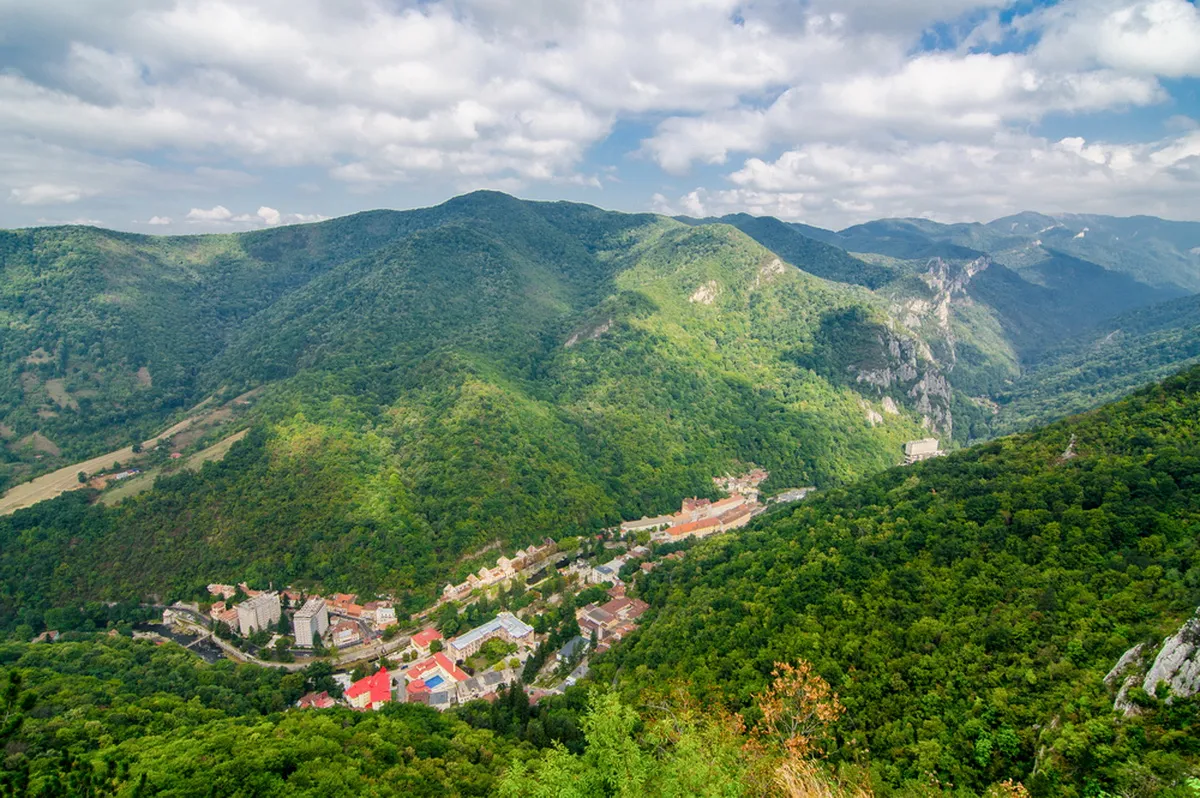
604,365,1200,795
0,195,941,623
2,194,1197,627
990,293,1200,434
678,213,895,288
6,364,1200,798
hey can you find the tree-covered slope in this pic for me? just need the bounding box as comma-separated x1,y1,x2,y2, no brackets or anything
678,213,895,288
0,201,516,489
603,365,1200,795
1,196,944,623
990,292,1200,435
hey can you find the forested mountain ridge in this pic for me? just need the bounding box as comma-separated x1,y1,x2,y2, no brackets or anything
807,211,1200,292
690,208,1195,445
3,194,1199,624
603,364,1200,795
1,194,947,623
989,292,1200,435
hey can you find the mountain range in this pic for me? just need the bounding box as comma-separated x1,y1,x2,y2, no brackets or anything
3,193,1200,795
2,194,1200,614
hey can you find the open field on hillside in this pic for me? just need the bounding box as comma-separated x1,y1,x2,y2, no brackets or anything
100,428,250,506
0,401,248,515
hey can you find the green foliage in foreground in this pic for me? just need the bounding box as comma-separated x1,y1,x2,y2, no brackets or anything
0,636,875,798
604,366,1200,796
0,636,587,797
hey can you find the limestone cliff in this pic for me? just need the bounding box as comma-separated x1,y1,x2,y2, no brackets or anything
1106,611,1200,715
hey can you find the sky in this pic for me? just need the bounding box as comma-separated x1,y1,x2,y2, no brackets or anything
0,0,1198,233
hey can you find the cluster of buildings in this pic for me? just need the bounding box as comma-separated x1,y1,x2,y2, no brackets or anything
405,611,536,708
441,539,558,602
576,590,649,652
585,545,650,586
903,438,945,464
295,611,536,714
205,583,396,649
206,586,284,636
619,469,766,542
712,468,768,498
656,493,761,542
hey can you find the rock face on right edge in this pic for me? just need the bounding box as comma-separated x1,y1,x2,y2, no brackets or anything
1105,611,1200,715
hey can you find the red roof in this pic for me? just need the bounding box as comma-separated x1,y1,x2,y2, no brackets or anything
435,651,470,682
346,667,391,706
298,690,335,709
412,628,443,648
601,597,632,615
669,517,720,537
407,651,470,684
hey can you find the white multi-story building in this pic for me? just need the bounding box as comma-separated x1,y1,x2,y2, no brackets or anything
292,596,329,647
236,592,281,637
903,438,944,464
447,612,535,660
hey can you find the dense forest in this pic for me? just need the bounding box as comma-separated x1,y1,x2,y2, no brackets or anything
2,194,943,621
0,635,869,797
601,365,1200,795
6,366,1200,795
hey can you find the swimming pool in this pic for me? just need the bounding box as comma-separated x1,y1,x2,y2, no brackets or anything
424,675,444,689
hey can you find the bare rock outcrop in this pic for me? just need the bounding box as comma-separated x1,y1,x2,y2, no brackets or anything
1104,611,1200,715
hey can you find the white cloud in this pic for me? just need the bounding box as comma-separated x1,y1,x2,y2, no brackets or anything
252,206,281,226
146,215,172,225
8,183,89,205
663,129,1200,227
192,204,325,228
644,52,1164,173
185,205,233,222
33,216,103,226
0,0,1194,228
1034,0,1200,78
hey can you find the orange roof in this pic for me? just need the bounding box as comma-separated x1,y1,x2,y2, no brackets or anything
346,667,391,706
412,628,443,648
408,652,470,684
669,517,720,537
601,597,633,616
434,651,470,682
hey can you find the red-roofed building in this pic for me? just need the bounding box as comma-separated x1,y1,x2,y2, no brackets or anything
327,593,359,612
407,679,431,704
331,620,361,648
346,667,392,710
407,651,470,686
668,516,721,539
297,691,335,709
411,627,443,656
717,504,754,530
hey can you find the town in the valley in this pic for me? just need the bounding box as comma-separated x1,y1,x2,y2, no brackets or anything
128,468,814,713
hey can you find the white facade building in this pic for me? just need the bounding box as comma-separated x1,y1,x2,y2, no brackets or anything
236,592,281,637
292,596,329,647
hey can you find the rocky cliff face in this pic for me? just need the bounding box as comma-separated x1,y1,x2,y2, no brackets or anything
850,329,953,436
1106,611,1200,715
